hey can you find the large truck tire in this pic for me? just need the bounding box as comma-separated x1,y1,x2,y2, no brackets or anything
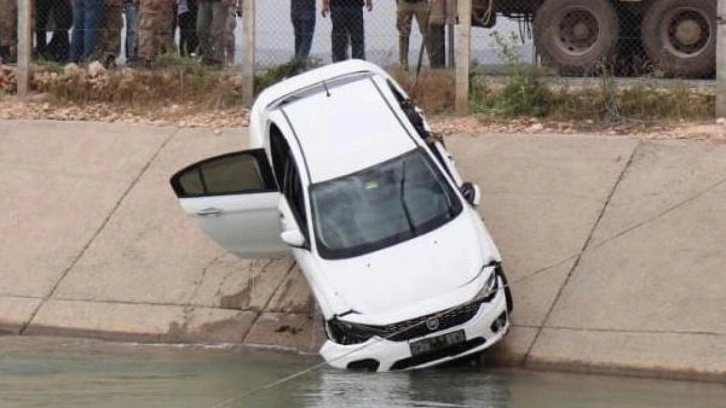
641,0,716,78
534,0,619,75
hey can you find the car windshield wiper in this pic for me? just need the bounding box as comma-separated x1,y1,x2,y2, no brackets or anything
399,161,416,235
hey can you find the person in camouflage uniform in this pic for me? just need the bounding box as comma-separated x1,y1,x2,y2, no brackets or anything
396,0,432,71
137,0,175,66
0,0,17,63
158,2,176,55
96,0,124,67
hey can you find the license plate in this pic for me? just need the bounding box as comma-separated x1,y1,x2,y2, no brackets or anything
409,330,465,356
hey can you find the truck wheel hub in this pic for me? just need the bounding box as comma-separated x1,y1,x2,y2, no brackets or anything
573,22,591,40
665,8,711,56
675,19,702,46
555,8,600,55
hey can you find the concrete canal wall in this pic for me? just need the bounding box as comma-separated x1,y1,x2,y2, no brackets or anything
1,120,724,381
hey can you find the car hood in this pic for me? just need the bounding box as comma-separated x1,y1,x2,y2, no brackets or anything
315,209,498,324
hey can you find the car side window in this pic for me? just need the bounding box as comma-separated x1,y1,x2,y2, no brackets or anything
283,159,308,232
270,125,288,189
171,150,276,198
269,123,308,235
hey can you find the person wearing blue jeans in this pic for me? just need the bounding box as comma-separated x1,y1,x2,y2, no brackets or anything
70,0,105,62
322,0,372,62
124,0,140,61
291,0,315,59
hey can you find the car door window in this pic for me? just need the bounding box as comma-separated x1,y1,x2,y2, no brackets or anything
270,123,309,236
284,160,307,231
171,149,276,198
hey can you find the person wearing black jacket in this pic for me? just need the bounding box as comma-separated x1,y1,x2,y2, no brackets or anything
35,0,72,62
321,0,371,62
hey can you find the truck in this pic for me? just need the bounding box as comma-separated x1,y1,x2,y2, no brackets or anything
471,0,716,77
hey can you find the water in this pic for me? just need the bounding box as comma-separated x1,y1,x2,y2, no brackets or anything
1,337,725,408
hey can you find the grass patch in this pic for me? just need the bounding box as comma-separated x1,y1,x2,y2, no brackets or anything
254,57,322,94
2,53,714,124
26,57,242,108
465,31,714,123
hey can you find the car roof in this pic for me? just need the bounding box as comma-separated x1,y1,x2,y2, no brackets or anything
276,75,417,184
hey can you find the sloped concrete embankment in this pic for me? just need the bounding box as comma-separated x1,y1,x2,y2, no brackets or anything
1,120,724,381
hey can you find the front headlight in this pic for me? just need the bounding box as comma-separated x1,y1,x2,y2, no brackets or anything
326,318,387,345
473,266,498,302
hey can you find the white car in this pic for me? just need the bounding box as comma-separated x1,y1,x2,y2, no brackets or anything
170,60,513,372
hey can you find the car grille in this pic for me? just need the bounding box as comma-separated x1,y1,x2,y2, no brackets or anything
383,300,483,342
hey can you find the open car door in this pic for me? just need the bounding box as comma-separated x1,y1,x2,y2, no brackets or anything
170,149,289,259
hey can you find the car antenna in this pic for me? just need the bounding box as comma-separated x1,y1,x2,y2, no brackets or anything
322,79,331,97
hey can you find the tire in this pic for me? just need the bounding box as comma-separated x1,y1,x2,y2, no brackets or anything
641,0,716,78
534,0,619,75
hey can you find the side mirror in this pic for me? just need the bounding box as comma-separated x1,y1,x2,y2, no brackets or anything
460,182,481,207
281,229,306,248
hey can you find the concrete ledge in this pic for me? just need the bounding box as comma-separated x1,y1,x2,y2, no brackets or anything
25,300,256,343
480,325,537,366
0,296,41,334
526,328,726,382
244,312,326,354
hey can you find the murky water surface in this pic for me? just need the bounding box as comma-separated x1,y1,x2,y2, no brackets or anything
1,337,724,408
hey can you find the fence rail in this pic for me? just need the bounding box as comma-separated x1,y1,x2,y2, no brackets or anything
2,0,725,116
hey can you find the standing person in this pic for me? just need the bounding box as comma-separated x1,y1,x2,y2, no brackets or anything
158,1,176,55
197,0,227,66
427,0,446,67
96,0,124,67
0,0,17,63
223,0,241,66
177,0,198,57
70,0,105,63
321,0,372,62
137,0,174,67
396,0,432,71
124,0,140,62
35,0,72,62
291,0,315,60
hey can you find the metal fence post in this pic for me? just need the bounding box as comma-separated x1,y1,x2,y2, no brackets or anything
717,0,726,118
455,0,471,114
16,0,32,97
242,0,256,106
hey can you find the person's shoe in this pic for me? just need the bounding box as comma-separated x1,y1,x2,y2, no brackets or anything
103,54,117,69
0,46,14,64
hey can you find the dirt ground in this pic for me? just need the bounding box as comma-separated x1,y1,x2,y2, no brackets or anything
1,96,726,141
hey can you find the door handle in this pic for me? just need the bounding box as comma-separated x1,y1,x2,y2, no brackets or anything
196,207,222,217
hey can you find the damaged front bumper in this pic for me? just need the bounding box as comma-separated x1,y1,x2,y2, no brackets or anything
319,278,510,372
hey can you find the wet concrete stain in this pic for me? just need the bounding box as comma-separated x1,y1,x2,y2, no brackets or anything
219,277,253,310
271,271,315,314
274,325,303,335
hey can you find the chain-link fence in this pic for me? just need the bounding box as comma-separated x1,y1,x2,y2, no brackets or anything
0,0,722,115
1,0,715,72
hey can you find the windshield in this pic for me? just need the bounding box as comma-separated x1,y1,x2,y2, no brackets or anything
311,149,463,259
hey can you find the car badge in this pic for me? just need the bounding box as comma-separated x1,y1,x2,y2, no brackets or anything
426,316,439,331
